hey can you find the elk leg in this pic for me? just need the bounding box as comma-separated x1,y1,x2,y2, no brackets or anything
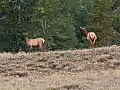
39,44,45,52
89,39,94,48
30,47,33,53
91,39,97,48
91,43,94,48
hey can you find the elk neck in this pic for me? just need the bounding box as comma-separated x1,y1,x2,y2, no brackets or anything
82,28,88,36
25,36,29,43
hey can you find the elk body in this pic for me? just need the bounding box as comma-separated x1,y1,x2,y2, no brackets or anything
25,33,45,52
80,27,97,48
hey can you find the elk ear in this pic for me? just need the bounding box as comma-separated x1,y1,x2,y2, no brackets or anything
23,32,28,35
80,27,86,30
80,27,83,29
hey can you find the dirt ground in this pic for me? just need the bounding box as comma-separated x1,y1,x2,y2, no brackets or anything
0,45,120,90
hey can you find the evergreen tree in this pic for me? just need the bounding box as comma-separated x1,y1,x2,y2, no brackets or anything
36,0,78,50
88,0,116,46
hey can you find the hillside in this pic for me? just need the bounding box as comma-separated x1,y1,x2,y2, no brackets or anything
0,45,120,90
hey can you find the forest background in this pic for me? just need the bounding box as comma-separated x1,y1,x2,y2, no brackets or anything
0,0,120,52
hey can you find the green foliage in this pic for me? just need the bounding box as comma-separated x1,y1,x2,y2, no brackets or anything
36,0,77,50
70,0,92,48
0,0,119,52
88,0,118,46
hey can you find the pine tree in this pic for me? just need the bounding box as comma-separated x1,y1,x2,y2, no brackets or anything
88,0,116,46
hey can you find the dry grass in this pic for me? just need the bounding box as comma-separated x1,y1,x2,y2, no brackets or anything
0,45,120,90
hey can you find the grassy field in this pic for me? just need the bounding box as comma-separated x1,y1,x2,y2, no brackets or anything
0,45,120,90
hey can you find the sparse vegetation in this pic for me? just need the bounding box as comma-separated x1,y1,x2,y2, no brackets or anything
0,46,120,89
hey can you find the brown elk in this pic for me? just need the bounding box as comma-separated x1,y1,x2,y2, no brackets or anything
80,27,97,48
24,33,45,52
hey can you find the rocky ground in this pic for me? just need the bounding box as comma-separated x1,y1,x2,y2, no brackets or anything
0,45,120,90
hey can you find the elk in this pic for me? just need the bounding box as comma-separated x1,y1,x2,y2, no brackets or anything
80,27,97,48
24,33,45,52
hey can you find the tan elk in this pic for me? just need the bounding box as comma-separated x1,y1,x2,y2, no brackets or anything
80,27,97,48
24,33,45,52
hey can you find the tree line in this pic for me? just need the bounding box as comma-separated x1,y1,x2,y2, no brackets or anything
0,0,120,52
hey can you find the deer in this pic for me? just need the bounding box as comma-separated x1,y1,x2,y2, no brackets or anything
80,27,97,48
23,33,45,52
